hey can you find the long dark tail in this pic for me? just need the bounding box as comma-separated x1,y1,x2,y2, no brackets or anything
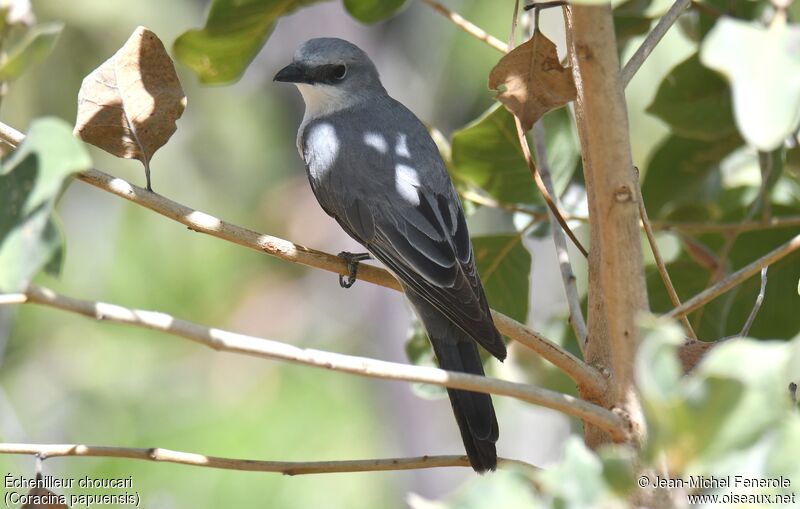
408,293,499,472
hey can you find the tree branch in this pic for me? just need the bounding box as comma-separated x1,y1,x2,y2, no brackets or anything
0,118,607,396
666,234,800,319
0,443,535,476
532,121,588,349
634,171,697,340
620,0,693,87
420,0,509,53
459,192,800,233
514,116,588,257
8,285,626,439
739,267,767,337
566,3,647,445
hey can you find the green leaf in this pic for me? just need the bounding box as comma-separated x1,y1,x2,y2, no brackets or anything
473,234,531,323
173,0,324,84
647,53,737,141
0,117,91,291
451,104,535,204
535,107,580,196
536,437,620,508
641,133,743,217
403,318,446,398
0,22,63,81
647,224,800,340
701,17,800,150
408,470,542,509
613,0,673,48
343,0,406,23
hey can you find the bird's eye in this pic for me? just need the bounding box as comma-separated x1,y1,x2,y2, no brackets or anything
333,64,347,80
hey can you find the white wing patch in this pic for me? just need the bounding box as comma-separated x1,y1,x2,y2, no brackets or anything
363,132,388,154
395,164,421,205
304,122,340,178
396,133,411,158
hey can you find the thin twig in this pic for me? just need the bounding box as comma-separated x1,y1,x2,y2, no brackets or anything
621,0,692,87
509,0,521,49
0,119,605,393
12,285,625,438
532,121,588,349
0,443,535,475
0,293,27,305
633,170,697,340
459,191,800,233
666,234,800,319
694,149,777,328
739,267,768,337
513,116,588,257
420,0,508,53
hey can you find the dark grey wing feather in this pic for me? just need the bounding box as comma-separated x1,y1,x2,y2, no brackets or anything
301,99,505,360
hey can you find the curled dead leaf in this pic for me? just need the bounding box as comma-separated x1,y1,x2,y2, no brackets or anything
74,26,186,191
488,31,576,130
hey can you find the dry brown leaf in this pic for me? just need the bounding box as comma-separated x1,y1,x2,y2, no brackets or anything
488,31,576,130
74,26,186,190
19,487,69,508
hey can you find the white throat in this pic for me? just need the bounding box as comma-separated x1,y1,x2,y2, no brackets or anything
297,83,362,123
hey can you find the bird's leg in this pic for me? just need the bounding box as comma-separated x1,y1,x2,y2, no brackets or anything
337,251,372,288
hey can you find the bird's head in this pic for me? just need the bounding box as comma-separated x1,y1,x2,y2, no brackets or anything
274,38,385,118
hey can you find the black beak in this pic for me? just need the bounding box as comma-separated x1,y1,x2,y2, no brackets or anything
273,62,311,84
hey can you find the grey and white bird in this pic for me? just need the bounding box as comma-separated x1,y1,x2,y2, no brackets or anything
274,37,506,472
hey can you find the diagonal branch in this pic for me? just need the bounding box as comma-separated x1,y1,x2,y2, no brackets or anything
621,0,693,87
514,116,588,257
532,120,588,349
0,443,536,476
666,234,800,319
633,171,697,340
459,192,800,233
420,0,509,53
9,285,626,439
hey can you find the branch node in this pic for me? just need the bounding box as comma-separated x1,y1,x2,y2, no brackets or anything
614,186,633,203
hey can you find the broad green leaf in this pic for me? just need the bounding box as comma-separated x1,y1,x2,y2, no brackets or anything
693,340,795,454
174,0,324,84
647,53,737,141
408,470,543,509
613,0,673,48
536,438,623,508
403,318,446,398
635,320,685,403
0,117,91,291
0,22,62,81
641,133,743,217
599,447,637,497
647,224,800,340
343,0,406,23
535,107,580,195
451,105,535,204
701,16,800,150
473,234,531,324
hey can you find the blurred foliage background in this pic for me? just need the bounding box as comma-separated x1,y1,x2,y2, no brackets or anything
0,0,799,507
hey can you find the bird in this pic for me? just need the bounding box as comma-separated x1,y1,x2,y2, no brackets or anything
274,37,506,472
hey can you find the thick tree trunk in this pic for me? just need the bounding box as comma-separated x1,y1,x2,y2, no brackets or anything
565,3,647,447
